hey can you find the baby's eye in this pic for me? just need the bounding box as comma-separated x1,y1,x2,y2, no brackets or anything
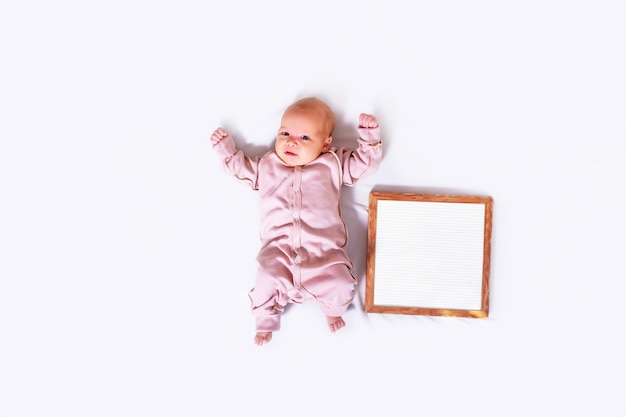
300,135,310,141
281,131,290,136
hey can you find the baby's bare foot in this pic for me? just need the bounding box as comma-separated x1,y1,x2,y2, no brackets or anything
254,332,272,346
326,316,346,333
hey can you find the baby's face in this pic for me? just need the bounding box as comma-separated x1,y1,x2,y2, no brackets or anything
275,108,332,167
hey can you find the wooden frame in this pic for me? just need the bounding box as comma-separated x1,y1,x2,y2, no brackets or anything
365,192,493,318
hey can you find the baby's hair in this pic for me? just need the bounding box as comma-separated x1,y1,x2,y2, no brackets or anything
286,97,335,137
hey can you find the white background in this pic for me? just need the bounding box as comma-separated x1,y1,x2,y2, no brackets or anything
1,1,625,416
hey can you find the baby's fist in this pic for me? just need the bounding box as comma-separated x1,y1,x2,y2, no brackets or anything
359,113,379,129
211,127,229,145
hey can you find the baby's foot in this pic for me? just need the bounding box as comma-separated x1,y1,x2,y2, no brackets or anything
326,316,346,333
254,332,272,346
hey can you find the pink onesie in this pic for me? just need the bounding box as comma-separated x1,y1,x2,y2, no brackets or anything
213,126,382,332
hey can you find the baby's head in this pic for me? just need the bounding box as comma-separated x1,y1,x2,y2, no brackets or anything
275,97,335,166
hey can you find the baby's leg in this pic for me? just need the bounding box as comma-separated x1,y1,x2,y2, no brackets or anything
304,264,356,333
249,261,291,345
249,292,283,345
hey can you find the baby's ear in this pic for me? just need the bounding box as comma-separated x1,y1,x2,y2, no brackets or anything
323,135,333,150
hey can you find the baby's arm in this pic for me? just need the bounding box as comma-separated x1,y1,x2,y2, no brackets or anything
210,127,261,190
338,113,383,184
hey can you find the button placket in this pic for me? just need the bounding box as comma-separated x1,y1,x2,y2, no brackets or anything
292,167,303,288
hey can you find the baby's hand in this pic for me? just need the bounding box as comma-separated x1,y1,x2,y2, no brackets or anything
211,127,229,145
359,113,379,129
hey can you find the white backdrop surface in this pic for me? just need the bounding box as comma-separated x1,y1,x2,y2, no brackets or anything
1,1,625,416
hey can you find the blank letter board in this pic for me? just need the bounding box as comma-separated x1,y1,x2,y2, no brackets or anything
365,192,493,318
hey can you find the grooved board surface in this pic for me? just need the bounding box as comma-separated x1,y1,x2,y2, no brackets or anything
373,200,486,310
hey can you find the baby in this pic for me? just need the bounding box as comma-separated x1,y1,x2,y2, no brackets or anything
211,97,383,345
